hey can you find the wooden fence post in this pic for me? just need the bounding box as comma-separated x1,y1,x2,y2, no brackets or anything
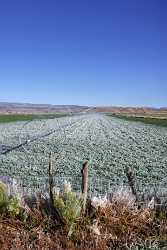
81,160,89,213
125,166,138,202
49,152,54,205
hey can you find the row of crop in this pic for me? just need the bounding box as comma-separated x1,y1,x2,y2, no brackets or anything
0,114,167,191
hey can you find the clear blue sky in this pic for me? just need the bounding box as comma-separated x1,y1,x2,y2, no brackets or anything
0,0,166,107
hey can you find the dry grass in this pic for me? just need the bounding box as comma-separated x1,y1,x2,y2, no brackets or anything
0,203,166,249
0,183,167,249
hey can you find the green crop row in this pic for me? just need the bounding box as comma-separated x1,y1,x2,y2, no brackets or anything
0,113,68,123
107,113,167,127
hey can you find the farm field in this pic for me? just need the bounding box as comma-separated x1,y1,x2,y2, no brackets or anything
107,113,167,127
0,113,68,123
0,114,167,194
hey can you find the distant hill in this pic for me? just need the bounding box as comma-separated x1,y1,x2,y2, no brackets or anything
93,106,167,113
0,102,167,115
92,106,167,118
0,102,88,114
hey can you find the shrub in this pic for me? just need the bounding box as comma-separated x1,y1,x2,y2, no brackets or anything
7,197,21,216
0,181,8,213
54,181,82,225
0,181,22,217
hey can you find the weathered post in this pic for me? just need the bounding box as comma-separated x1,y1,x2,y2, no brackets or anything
81,160,89,213
125,166,138,202
49,152,54,205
